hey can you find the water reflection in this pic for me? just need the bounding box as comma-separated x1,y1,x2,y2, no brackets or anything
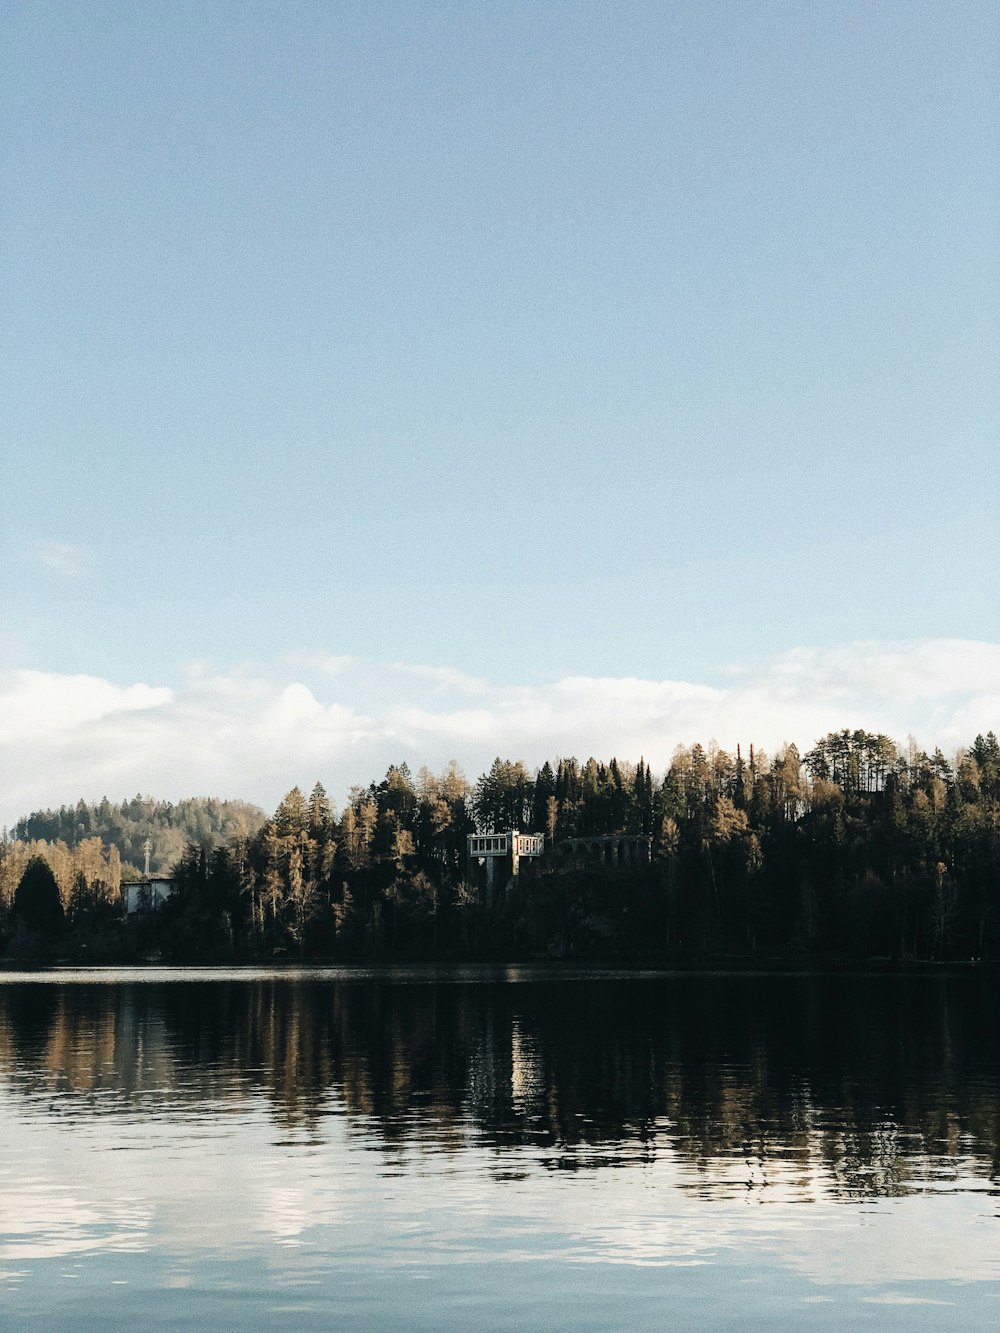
1,969,998,1201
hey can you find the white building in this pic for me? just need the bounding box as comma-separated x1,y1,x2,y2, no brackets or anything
467,830,544,897
122,876,177,915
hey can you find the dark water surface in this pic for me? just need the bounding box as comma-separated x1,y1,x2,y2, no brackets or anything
1,967,999,1330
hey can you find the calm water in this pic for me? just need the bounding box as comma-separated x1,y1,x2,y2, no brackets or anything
1,967,999,1330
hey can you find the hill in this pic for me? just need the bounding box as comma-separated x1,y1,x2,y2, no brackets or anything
12,795,267,875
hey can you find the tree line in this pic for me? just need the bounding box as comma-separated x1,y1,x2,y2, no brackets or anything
1,728,998,963
8,794,266,877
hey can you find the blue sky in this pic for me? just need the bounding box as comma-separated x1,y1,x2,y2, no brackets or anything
2,2,997,817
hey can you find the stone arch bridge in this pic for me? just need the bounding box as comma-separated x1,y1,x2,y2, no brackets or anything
555,835,652,867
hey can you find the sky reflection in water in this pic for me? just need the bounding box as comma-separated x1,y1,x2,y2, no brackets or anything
1,968,999,1330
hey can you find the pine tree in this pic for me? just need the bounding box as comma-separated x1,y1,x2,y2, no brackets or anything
14,856,65,936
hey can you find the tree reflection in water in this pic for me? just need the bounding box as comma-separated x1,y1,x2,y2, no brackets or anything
1,970,998,1201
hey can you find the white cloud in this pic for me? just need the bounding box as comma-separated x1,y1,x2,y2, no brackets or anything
388,663,490,695
750,638,1000,704
0,671,172,744
0,639,997,825
34,542,97,579
282,650,356,676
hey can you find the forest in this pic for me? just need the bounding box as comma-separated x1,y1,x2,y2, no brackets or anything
9,794,266,874
1,728,998,965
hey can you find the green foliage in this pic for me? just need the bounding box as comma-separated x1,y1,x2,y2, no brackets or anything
14,856,65,936
474,759,533,833
13,795,267,874
5,728,999,964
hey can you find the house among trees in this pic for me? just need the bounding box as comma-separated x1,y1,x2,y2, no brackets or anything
122,875,178,915
2,729,997,963
468,830,545,897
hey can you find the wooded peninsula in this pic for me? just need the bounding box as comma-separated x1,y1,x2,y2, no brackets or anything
2,728,998,965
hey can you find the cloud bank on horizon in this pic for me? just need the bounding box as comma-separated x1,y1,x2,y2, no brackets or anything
2,638,997,827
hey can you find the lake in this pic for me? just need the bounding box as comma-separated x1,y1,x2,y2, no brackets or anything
1,967,998,1330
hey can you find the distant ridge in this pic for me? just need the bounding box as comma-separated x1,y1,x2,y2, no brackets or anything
11,795,267,875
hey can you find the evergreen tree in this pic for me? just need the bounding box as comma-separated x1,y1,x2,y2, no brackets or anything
14,856,65,936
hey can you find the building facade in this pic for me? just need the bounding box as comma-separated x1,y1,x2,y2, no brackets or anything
122,876,177,915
